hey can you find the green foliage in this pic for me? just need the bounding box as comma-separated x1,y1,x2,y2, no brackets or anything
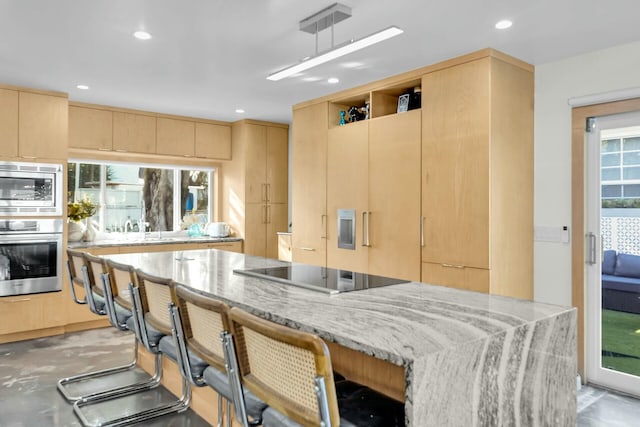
602,198,640,208
68,197,97,222
601,309,640,376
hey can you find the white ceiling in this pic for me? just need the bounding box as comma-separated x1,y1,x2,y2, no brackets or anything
1,0,639,124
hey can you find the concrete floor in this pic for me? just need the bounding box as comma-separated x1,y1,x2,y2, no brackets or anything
1,328,640,426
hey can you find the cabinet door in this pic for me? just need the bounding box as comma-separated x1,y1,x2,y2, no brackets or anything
369,111,421,281
244,203,267,257
326,121,369,273
266,203,288,259
69,106,113,150
195,122,231,160
19,92,68,160
421,262,490,293
421,59,490,269
0,88,18,158
0,292,66,335
113,112,156,153
244,124,267,204
266,126,288,204
157,117,195,157
291,103,328,266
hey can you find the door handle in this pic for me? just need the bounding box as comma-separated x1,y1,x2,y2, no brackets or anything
586,232,597,265
301,247,316,252
420,216,425,247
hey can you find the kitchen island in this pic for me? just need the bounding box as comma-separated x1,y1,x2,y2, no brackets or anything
104,249,576,427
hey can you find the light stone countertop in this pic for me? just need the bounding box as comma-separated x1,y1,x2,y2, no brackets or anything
103,249,577,426
68,235,242,249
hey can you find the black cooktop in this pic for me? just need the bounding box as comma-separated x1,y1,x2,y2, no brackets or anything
233,264,408,295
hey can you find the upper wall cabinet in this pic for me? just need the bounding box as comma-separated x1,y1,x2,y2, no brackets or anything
195,122,231,160
68,103,233,161
0,88,19,158
156,117,195,157
112,112,156,154
0,87,68,161
69,106,113,151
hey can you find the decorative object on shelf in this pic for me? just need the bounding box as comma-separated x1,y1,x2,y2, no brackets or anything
339,110,347,126
364,100,370,119
409,87,422,110
397,94,410,113
67,197,97,242
348,105,366,122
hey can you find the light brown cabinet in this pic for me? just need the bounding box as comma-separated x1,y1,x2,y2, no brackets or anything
18,91,68,160
156,117,195,157
291,103,328,266
0,88,68,161
0,88,19,158
69,105,113,150
421,55,533,299
326,111,421,281
113,111,156,153
195,122,231,160
224,120,289,259
292,49,533,299
0,292,66,337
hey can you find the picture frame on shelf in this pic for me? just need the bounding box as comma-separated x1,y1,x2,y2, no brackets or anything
397,94,410,113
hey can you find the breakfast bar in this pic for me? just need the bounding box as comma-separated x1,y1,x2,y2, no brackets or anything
103,248,577,426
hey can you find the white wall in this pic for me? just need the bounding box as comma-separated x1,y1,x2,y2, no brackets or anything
534,40,640,306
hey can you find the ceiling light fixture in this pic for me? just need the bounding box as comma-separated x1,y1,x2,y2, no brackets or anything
235,109,245,114
327,77,339,84
267,3,403,81
133,30,152,40
495,20,513,30
76,84,90,90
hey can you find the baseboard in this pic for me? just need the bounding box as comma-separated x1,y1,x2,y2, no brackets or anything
0,326,65,344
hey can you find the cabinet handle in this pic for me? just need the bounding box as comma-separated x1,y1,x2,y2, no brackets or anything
262,205,267,224
420,216,425,247
262,184,267,202
442,263,465,269
98,148,111,151
20,155,37,160
267,205,271,224
301,247,316,252
267,183,271,202
362,211,367,246
6,298,31,303
363,211,371,247
321,214,327,239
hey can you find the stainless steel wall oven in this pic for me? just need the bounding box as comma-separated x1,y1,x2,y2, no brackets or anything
0,219,63,296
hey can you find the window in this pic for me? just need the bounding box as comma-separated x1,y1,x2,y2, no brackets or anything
601,135,640,200
68,161,212,233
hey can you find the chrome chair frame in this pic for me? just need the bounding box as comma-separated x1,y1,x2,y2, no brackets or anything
169,302,231,427
59,257,150,403
72,278,192,426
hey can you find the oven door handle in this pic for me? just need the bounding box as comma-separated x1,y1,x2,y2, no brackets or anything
0,236,61,244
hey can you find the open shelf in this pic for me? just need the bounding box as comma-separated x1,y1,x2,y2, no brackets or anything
328,78,422,128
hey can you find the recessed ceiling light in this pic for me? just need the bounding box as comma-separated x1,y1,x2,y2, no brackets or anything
327,77,339,84
235,109,245,114
495,20,513,30
133,30,152,40
76,84,90,90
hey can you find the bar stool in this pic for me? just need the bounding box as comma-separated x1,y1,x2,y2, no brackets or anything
72,269,186,426
168,284,267,427
223,307,405,427
58,250,135,402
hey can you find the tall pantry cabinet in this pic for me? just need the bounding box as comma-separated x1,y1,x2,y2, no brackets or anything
224,120,289,259
421,56,533,299
291,49,533,299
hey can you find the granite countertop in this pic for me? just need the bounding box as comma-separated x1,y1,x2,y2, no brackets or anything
102,249,577,426
68,233,242,249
